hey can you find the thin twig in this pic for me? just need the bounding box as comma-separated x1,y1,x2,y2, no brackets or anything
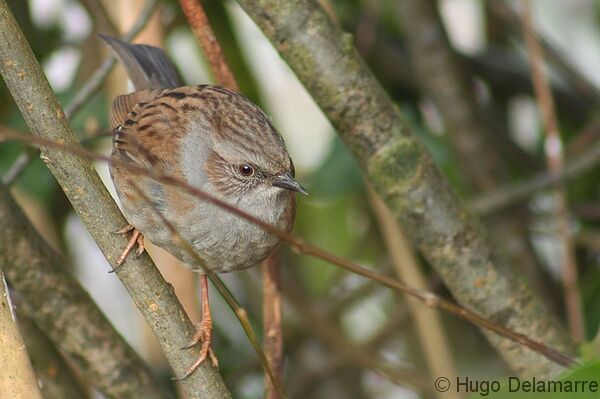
177,2,282,395
262,254,284,399
64,0,158,118
283,278,430,392
0,130,577,369
470,137,600,214
127,180,286,398
234,0,573,378
178,0,239,90
369,188,459,399
0,2,230,396
2,150,33,186
291,307,408,398
521,0,584,342
492,1,600,104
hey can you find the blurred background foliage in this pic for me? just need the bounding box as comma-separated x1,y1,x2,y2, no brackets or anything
2,0,600,398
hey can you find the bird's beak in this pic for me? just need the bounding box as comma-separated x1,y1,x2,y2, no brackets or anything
272,173,308,195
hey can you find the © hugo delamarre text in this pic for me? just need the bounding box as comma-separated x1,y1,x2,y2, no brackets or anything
451,376,598,396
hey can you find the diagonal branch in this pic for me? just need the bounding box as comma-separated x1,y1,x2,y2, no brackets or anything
178,1,283,396
0,1,230,397
179,0,239,91
233,0,574,378
64,0,158,118
521,0,583,341
0,130,577,371
0,182,172,399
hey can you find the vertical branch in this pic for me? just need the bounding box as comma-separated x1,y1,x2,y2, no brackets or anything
178,0,239,90
368,188,459,399
262,254,284,399
234,0,573,378
0,273,43,399
179,0,283,394
521,0,583,341
0,1,230,396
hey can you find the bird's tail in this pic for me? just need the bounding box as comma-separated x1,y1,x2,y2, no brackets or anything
98,34,182,90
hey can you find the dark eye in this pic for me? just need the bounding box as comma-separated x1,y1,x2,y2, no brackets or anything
238,164,255,177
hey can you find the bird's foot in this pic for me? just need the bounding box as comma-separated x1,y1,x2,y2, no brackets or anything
175,314,219,380
113,224,145,269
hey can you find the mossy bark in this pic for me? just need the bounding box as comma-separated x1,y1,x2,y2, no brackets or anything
235,0,573,377
0,1,230,397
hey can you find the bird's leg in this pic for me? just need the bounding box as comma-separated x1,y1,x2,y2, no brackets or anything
114,224,145,267
178,275,218,379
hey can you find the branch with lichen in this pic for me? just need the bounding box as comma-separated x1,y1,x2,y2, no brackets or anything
0,128,576,374
233,0,574,377
0,1,230,397
0,182,171,399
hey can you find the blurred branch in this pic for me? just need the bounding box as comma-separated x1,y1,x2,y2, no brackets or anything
64,0,158,118
521,0,583,342
291,306,408,397
128,181,282,396
399,0,552,320
2,0,157,188
400,0,505,193
15,310,89,399
0,1,230,397
234,0,573,377
369,188,459,399
78,0,119,36
0,183,171,399
470,137,600,214
178,1,282,395
491,1,600,104
0,124,577,373
283,278,430,393
178,0,238,90
1,124,36,186
0,272,43,399
262,254,284,399
2,148,35,186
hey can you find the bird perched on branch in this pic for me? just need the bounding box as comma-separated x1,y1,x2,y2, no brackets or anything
100,34,306,378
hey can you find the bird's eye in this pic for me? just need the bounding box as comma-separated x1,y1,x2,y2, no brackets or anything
238,164,255,177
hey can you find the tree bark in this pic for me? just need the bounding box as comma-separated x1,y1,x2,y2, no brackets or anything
0,1,230,397
234,0,573,377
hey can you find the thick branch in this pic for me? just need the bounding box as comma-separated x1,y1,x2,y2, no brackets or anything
0,273,43,399
234,0,574,377
16,311,89,399
0,1,230,397
0,183,170,399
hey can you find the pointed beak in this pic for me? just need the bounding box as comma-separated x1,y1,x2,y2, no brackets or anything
272,172,308,195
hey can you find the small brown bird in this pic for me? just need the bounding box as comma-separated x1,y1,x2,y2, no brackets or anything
100,35,306,377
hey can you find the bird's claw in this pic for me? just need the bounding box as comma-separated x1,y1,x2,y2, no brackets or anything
113,224,145,270
173,317,219,380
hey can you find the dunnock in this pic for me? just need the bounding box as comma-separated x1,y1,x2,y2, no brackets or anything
100,35,306,377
